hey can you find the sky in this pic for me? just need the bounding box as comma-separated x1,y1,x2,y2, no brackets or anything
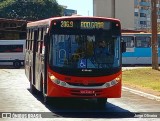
56,0,93,16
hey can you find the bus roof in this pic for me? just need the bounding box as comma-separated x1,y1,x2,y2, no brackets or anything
27,16,120,28
122,33,152,35
0,39,26,45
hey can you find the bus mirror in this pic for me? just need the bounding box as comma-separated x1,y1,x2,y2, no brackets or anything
121,42,126,53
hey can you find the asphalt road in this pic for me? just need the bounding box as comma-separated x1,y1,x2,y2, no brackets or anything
0,68,160,120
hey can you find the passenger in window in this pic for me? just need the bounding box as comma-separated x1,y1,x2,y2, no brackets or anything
95,40,110,56
94,40,111,68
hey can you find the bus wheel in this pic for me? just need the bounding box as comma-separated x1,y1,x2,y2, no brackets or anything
43,95,52,105
97,98,107,107
13,61,21,69
30,82,37,94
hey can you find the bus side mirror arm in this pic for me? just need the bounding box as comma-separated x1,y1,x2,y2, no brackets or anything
121,42,126,53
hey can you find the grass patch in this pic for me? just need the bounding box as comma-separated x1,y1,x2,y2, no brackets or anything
122,68,160,93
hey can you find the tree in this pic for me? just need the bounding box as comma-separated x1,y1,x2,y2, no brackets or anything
0,0,63,21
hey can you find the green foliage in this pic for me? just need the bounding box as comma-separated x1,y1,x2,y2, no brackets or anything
123,68,160,92
0,0,63,20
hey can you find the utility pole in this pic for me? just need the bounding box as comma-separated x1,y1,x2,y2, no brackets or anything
112,0,115,18
151,0,159,70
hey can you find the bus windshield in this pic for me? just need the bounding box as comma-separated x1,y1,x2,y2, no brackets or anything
49,19,121,76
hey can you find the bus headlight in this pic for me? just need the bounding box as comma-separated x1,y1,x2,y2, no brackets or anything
111,80,118,86
115,77,121,82
105,76,121,88
105,80,118,88
49,75,60,84
105,82,111,88
54,79,60,85
61,81,67,87
49,73,67,87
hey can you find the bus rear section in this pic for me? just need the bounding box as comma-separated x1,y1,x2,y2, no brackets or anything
25,16,125,106
0,40,25,68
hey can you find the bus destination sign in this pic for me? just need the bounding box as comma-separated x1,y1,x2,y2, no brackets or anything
59,20,111,30
81,21,104,29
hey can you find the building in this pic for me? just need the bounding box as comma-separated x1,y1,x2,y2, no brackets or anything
93,0,160,31
61,5,77,16
0,18,27,40
0,18,27,29
64,9,77,16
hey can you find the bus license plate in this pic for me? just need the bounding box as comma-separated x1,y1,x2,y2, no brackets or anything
80,90,95,94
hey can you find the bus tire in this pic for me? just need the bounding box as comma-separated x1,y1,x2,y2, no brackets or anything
13,60,21,69
43,95,52,105
30,82,37,95
97,98,107,107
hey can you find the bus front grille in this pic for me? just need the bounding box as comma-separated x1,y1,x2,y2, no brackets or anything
67,82,104,87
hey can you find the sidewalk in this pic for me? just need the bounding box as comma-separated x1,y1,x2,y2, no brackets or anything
122,86,160,102
122,67,160,102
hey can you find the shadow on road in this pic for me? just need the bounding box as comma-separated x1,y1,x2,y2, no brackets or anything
28,89,135,118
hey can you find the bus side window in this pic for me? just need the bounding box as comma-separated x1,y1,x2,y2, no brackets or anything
29,29,33,51
29,41,32,51
0,45,5,52
136,37,151,48
26,29,30,50
146,37,151,47
31,30,35,51
36,27,46,54
0,45,22,53
26,40,28,50
42,28,46,40
33,29,38,52
13,45,23,52
37,29,40,52
3,45,10,52
37,28,43,54
37,28,41,54
122,36,134,48
40,28,45,54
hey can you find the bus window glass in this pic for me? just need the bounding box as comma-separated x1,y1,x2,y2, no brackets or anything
0,45,23,53
40,28,43,40
122,36,134,52
27,30,29,40
136,36,151,47
122,36,134,48
30,41,32,50
31,30,34,40
50,34,120,69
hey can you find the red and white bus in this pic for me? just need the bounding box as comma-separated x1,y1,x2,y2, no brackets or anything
25,16,126,106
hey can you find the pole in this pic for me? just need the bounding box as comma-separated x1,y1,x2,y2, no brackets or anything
151,0,159,70
112,0,115,18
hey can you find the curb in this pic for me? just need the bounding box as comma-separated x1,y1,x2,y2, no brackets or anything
122,86,160,101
